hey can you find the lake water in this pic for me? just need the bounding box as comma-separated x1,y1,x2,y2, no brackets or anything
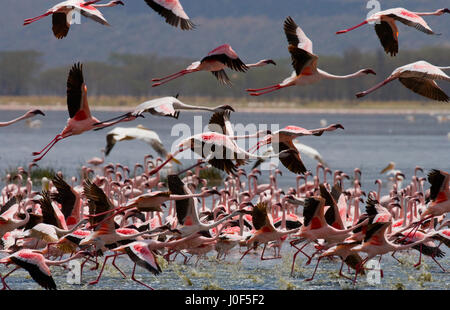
0,109,449,290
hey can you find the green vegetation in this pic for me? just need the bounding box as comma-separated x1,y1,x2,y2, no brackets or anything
0,46,449,104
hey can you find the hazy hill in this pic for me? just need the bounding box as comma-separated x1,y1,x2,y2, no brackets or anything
1,0,449,66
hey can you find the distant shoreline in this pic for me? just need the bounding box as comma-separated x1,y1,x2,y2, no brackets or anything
0,96,449,115
1,104,449,115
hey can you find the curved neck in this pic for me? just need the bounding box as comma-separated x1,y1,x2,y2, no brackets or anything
0,113,30,127
318,68,366,80
55,220,86,236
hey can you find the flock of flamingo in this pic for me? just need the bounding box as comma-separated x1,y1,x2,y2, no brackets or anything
0,0,448,290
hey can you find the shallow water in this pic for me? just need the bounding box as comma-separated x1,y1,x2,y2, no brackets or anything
0,109,449,290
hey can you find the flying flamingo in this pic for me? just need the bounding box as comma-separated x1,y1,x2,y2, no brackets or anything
239,202,300,261
24,0,124,39
32,63,136,162
166,175,247,237
89,232,201,288
246,17,375,96
0,110,45,128
144,0,195,30
149,132,290,176
0,249,91,290
93,96,235,130
336,8,450,56
104,125,174,160
251,124,344,174
151,44,275,87
356,61,450,102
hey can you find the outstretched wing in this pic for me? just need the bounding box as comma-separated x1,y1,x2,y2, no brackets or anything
66,63,87,118
374,21,398,57
144,0,195,30
399,78,449,102
387,11,435,35
284,16,318,75
125,242,162,275
52,12,70,39
167,175,200,226
83,179,115,232
50,175,76,220
202,44,248,73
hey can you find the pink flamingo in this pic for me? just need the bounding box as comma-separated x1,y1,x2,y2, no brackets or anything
356,61,450,102
24,0,124,39
32,63,136,162
336,8,449,56
240,202,300,261
152,44,275,87
246,17,375,96
0,249,91,290
144,0,195,30
251,124,344,174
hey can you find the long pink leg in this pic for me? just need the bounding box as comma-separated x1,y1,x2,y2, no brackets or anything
353,257,369,285
290,241,311,276
246,84,282,92
89,254,121,285
240,246,255,261
339,260,353,281
305,257,322,281
152,71,190,87
33,134,69,161
414,244,423,268
24,12,52,25
111,255,127,279
1,267,19,290
32,134,62,155
336,20,368,34
152,70,188,82
249,85,286,96
131,263,154,290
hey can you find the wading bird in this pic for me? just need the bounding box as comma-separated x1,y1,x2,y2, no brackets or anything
356,61,450,102
246,17,375,96
336,8,450,56
32,63,136,162
144,0,195,30
0,110,45,128
24,0,125,39
251,124,344,174
152,44,275,87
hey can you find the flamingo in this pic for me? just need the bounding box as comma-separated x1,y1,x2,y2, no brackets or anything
0,249,91,290
0,110,45,128
239,202,300,261
144,0,195,30
356,61,450,102
104,126,175,162
93,96,235,129
246,17,375,96
31,63,136,162
166,175,247,237
251,124,344,174
87,149,105,167
151,44,275,87
350,199,435,284
149,132,290,176
336,8,450,56
23,0,124,39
